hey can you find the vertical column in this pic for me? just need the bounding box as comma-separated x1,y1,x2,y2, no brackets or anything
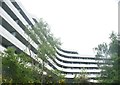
118,1,120,83
0,0,3,84
118,1,120,40
0,35,2,85
118,1,120,34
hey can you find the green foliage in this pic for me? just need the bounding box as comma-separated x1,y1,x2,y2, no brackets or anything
26,19,61,85
74,68,89,84
1,18,62,84
94,32,120,83
44,70,66,84
1,47,66,84
1,47,41,83
27,18,61,60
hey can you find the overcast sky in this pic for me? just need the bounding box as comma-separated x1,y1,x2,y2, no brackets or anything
20,0,118,56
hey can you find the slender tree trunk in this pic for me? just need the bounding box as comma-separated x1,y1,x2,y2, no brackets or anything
41,60,44,85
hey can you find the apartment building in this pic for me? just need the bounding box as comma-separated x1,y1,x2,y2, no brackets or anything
48,48,102,82
0,0,44,73
0,0,102,83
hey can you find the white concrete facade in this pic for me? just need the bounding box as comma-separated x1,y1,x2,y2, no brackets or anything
52,48,101,82
0,0,101,83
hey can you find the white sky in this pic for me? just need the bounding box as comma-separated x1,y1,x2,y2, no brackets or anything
19,0,118,56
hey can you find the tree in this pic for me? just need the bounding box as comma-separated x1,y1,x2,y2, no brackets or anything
43,70,66,84
73,68,91,85
26,18,61,84
94,32,120,83
1,47,42,83
1,18,61,84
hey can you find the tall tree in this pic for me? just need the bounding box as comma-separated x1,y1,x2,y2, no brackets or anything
94,32,120,83
26,18,61,84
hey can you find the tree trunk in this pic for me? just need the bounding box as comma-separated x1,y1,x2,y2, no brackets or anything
41,60,44,85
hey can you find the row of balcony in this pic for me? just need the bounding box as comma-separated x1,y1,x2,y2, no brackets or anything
1,0,38,54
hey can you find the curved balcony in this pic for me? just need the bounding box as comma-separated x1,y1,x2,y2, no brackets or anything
0,25,41,63
0,27,53,75
57,47,78,54
56,53,103,64
3,0,40,44
47,57,101,73
56,48,80,58
0,7,38,52
56,50,97,59
3,0,29,26
64,73,100,78
10,0,35,25
54,58,98,68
